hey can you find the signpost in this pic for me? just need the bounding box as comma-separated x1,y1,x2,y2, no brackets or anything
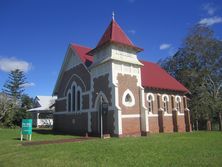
21,119,32,141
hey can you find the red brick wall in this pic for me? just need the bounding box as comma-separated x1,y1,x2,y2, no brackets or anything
117,74,140,115
148,117,159,133
122,118,141,135
178,115,186,132
163,116,173,132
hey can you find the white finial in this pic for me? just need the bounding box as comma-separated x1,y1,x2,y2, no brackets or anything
112,11,115,20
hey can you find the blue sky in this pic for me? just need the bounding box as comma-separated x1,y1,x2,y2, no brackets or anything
0,0,222,97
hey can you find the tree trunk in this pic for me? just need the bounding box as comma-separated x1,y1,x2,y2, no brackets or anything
195,119,199,131
207,119,212,131
218,112,222,131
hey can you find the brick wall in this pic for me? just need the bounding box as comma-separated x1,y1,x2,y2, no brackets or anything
122,118,141,135
53,112,88,135
117,74,140,115
55,99,66,112
148,117,159,133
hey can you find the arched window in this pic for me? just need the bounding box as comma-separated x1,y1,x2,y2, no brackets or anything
147,93,155,113
122,89,135,107
175,96,181,112
77,90,81,111
66,82,82,112
72,85,76,111
67,92,71,112
162,95,169,113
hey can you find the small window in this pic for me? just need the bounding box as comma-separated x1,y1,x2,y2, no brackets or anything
122,89,135,107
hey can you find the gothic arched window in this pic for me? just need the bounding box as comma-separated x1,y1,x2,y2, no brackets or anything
147,93,155,113
162,95,169,113
175,95,182,112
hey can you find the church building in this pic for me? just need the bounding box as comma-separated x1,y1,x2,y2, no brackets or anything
52,16,191,137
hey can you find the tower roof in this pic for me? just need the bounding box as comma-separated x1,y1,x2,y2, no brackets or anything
88,19,143,55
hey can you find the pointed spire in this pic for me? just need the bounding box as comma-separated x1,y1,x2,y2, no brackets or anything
88,17,143,55
112,11,115,20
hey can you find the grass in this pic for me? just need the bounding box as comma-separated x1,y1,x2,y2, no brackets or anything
0,128,222,167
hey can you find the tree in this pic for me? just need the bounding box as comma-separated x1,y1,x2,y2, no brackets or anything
2,69,27,101
159,25,222,130
21,94,34,110
1,70,33,127
0,93,12,122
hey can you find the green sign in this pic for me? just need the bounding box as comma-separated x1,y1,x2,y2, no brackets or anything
22,119,32,135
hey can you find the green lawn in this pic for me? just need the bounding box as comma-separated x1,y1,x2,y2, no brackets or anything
0,128,222,167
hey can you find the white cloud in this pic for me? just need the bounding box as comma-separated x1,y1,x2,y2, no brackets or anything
128,29,136,35
199,16,222,26
20,82,35,88
202,3,217,15
0,57,32,73
160,43,171,50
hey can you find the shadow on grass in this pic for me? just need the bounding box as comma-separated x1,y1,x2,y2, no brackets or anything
33,128,77,136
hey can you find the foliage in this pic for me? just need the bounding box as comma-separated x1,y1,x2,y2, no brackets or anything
2,69,27,100
0,93,13,121
0,69,34,128
0,129,222,167
159,25,222,130
21,94,34,110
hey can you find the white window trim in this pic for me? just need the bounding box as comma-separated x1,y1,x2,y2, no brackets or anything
122,89,135,107
66,82,83,112
147,93,155,102
175,95,182,113
162,94,169,113
162,94,169,102
175,95,182,102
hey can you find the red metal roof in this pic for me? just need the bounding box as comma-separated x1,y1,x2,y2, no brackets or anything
88,19,143,55
97,19,134,47
71,44,93,66
140,60,189,93
71,44,188,93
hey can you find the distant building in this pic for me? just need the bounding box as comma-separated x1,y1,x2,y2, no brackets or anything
28,96,57,128
52,16,191,137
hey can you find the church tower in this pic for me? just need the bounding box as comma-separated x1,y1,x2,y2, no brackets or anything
88,15,148,136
